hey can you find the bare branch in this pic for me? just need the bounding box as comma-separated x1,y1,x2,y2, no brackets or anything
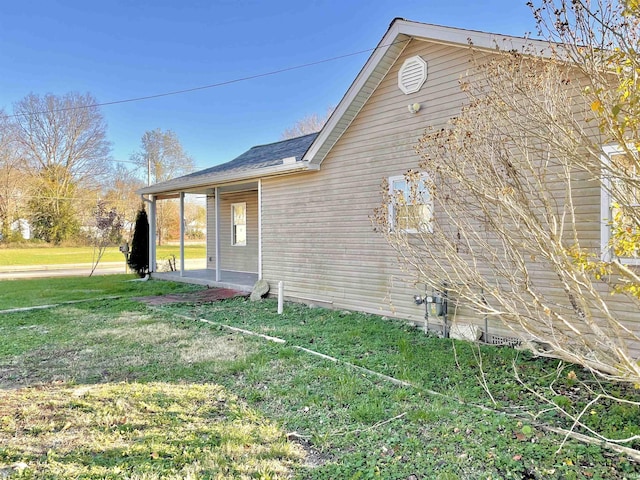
281,106,335,140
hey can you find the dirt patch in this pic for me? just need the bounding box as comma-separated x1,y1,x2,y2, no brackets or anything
135,287,247,306
288,436,330,469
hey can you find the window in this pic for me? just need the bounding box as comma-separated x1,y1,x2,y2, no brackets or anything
231,203,246,246
388,173,433,233
601,145,640,264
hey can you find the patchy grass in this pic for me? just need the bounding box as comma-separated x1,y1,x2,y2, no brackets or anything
0,244,206,267
0,297,304,478
1,289,639,479
0,275,204,310
0,383,304,479
168,298,640,479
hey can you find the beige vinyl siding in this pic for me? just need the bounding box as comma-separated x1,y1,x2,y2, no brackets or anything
206,191,259,273
571,172,602,248
260,37,640,347
219,191,259,273
262,39,468,322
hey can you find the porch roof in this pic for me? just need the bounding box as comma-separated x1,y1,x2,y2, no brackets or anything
139,132,319,196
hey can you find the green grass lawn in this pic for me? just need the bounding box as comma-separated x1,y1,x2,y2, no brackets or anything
1,278,639,479
0,275,204,310
0,244,206,267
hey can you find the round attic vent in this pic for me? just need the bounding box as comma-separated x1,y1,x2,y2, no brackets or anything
398,56,428,95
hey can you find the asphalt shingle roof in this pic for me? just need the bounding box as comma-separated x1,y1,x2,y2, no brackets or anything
139,132,319,194
183,132,318,179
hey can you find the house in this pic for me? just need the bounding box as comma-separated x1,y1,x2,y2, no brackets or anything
138,19,636,349
9,219,30,240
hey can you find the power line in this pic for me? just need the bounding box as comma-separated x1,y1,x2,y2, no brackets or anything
6,39,410,119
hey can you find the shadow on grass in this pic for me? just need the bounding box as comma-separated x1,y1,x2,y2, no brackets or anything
0,382,304,479
0,298,308,479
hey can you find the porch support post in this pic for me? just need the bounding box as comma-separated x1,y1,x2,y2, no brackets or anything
215,187,221,282
179,192,185,277
258,179,263,280
148,195,157,273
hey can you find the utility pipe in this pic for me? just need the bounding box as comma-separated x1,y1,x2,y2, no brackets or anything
278,281,284,314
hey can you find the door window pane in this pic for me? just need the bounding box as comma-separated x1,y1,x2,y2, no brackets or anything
232,203,246,246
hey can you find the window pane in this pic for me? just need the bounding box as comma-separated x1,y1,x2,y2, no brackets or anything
611,153,640,205
396,205,411,230
234,225,246,245
611,153,636,174
233,205,246,224
395,204,431,231
609,152,640,259
611,204,640,258
232,203,246,246
391,175,432,232
392,179,407,194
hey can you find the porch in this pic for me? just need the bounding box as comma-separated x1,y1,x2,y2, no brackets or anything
152,269,258,293
145,180,260,293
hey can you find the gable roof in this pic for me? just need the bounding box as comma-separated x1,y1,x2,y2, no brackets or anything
302,18,552,165
139,19,551,197
139,132,319,195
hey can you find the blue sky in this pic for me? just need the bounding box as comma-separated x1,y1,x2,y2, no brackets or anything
0,1,538,172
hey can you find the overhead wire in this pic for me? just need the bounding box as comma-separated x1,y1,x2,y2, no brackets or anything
5,38,410,118
0,39,411,205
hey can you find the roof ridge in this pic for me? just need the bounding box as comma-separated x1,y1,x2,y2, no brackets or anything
394,18,539,41
250,132,319,150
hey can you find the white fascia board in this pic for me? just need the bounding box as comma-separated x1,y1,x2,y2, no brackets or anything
137,161,319,196
302,21,408,164
394,20,553,55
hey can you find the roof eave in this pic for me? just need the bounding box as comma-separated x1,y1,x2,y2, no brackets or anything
302,20,410,165
137,161,319,197
394,20,553,53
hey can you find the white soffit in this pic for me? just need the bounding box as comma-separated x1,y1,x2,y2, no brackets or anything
398,55,427,94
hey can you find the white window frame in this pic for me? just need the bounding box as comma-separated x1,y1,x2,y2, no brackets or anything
600,144,640,265
231,202,247,246
388,173,433,234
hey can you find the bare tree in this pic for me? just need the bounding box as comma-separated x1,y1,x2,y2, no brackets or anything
281,106,335,140
131,128,194,185
103,164,145,240
131,129,194,245
14,92,111,186
529,1,640,273
0,111,29,241
13,92,111,243
374,18,640,385
184,201,206,239
89,200,123,276
372,35,640,452
374,1,640,454
156,200,180,246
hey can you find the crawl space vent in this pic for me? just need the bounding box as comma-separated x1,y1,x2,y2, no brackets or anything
398,56,428,95
484,333,521,347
